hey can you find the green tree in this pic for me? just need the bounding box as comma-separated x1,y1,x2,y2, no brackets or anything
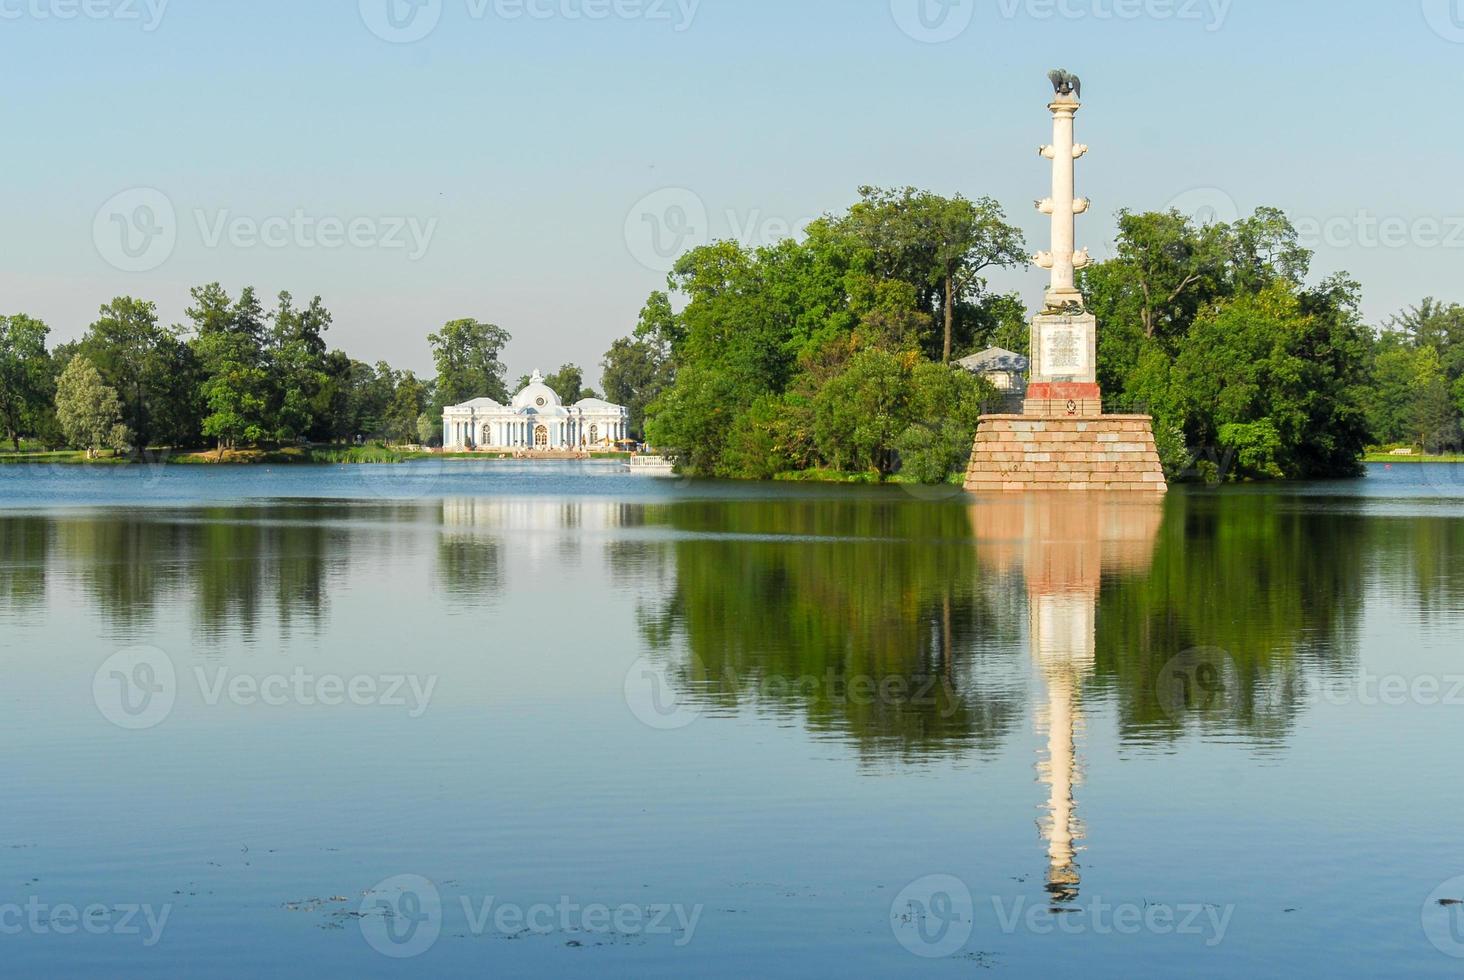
1409,376,1461,453
268,291,333,441
82,296,194,449
429,319,511,409
836,187,1026,362
602,292,678,438
1388,298,1464,370
0,314,53,451
813,349,913,476
190,286,271,453
417,412,438,447
1373,298,1464,451
1368,344,1441,443
1169,283,1366,480
895,362,995,484
55,357,130,458
1101,209,1230,344
543,364,585,404
644,365,744,474
384,371,427,444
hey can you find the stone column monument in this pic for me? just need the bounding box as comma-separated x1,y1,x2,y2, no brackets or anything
965,70,1167,494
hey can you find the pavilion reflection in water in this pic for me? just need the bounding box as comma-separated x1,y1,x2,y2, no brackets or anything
972,494,1163,905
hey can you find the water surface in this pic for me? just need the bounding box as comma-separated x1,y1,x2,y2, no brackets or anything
2,462,1462,977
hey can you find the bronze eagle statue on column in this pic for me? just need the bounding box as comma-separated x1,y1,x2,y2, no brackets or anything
1048,69,1081,99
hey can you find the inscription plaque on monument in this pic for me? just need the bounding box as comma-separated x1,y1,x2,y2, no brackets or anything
1032,313,1095,383
1045,326,1081,375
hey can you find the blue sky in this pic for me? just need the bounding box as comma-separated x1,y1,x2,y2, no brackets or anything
3,0,1461,381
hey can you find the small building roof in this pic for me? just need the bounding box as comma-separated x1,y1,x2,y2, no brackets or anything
957,347,1029,373
446,397,505,412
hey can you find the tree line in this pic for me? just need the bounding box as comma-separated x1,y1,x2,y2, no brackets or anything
598,189,1464,483
0,290,590,458
5,190,1462,479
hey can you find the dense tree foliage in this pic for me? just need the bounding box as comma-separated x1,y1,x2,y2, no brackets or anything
600,292,678,440
597,194,1440,482
1083,207,1378,479
1366,299,1464,452
0,314,53,451
428,318,510,411
54,357,129,458
0,286,514,454
615,188,1022,482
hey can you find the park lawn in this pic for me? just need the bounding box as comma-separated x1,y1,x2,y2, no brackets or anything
1364,452,1464,464
0,449,126,465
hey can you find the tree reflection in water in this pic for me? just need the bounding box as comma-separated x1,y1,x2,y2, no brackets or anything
634,497,1027,763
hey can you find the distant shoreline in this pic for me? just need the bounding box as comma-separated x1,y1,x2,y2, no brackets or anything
1363,454,1464,464
0,448,634,467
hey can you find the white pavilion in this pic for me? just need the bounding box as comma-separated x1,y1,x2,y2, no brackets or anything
441,371,631,451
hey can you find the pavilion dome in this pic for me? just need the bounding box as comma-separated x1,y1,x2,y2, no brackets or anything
510,370,564,412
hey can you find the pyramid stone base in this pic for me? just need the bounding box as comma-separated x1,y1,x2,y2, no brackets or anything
964,415,1168,494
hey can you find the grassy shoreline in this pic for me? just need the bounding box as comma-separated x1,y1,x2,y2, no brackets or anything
1363,453,1464,464
7,446,1461,478
0,446,636,466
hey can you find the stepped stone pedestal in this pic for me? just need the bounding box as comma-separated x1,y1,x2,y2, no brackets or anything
965,415,1167,494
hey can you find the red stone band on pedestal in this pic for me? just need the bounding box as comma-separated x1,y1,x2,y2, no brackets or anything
1025,382,1102,401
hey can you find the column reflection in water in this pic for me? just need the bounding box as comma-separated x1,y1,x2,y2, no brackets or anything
972,494,1163,906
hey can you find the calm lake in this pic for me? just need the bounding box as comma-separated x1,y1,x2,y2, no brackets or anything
1,461,1462,977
